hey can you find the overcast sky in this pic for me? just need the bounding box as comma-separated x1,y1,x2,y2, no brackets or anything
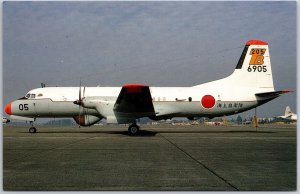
3,1,297,118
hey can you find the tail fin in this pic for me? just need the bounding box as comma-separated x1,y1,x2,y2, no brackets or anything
285,106,292,116
231,40,274,89
194,40,274,91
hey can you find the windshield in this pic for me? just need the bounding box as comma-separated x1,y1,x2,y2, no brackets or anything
25,93,36,99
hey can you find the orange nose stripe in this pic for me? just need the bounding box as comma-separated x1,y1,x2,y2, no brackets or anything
4,102,12,115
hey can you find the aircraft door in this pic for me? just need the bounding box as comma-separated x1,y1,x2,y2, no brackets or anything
33,99,51,117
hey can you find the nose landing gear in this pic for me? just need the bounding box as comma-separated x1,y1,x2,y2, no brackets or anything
29,121,37,133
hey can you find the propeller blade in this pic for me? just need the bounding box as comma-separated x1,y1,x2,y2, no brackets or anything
83,86,85,100
79,80,82,103
75,80,86,127
74,81,84,106
79,81,81,126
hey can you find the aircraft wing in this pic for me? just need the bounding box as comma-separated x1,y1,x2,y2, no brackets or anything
255,90,292,99
113,84,155,116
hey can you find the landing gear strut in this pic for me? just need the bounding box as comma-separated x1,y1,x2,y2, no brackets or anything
29,121,37,133
128,123,140,135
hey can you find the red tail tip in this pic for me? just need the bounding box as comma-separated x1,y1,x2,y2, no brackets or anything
246,40,268,46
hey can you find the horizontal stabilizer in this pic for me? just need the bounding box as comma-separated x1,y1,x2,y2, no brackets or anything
255,90,292,99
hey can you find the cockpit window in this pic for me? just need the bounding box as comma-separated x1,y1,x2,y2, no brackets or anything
25,93,36,99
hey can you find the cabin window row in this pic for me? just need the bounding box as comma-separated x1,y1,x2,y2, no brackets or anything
152,97,193,102
152,97,167,101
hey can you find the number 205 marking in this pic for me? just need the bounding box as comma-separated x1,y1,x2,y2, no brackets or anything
247,65,267,72
19,104,29,111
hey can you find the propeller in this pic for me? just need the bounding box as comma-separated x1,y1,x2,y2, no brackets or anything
73,80,85,106
73,80,86,126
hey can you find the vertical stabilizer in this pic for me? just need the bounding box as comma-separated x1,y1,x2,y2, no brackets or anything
285,106,292,116
193,40,275,91
231,40,274,89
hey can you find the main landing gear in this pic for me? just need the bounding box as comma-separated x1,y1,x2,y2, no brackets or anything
29,121,37,133
128,123,140,135
29,126,37,133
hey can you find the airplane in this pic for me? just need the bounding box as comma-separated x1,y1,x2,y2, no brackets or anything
4,40,292,135
275,106,297,121
2,117,10,124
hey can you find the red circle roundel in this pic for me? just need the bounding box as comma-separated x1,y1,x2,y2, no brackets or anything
201,95,215,109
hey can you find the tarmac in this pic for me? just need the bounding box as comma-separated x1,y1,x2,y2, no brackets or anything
3,124,296,191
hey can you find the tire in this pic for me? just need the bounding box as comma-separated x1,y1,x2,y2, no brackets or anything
29,127,37,133
128,124,139,135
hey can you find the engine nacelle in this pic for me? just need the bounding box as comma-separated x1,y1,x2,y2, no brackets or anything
73,115,102,126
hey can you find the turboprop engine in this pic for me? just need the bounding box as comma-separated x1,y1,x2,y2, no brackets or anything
73,114,102,126
72,85,103,126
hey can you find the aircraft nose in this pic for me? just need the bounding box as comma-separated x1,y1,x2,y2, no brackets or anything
4,102,12,115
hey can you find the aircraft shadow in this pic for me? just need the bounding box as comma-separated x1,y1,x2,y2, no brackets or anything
21,130,273,136
105,130,158,137
22,130,158,137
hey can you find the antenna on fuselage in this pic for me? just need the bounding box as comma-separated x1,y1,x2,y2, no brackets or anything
41,83,46,88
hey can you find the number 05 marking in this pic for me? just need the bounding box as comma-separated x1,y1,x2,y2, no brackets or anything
19,104,29,111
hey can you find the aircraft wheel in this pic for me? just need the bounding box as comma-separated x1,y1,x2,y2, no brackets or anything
29,127,37,133
128,124,139,135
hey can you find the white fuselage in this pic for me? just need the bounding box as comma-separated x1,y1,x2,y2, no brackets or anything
278,113,297,121
9,84,267,121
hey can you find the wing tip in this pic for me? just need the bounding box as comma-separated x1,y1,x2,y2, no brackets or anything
122,83,149,93
122,83,146,88
280,90,294,93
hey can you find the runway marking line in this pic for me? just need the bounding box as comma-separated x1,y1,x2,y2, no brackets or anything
156,131,239,191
